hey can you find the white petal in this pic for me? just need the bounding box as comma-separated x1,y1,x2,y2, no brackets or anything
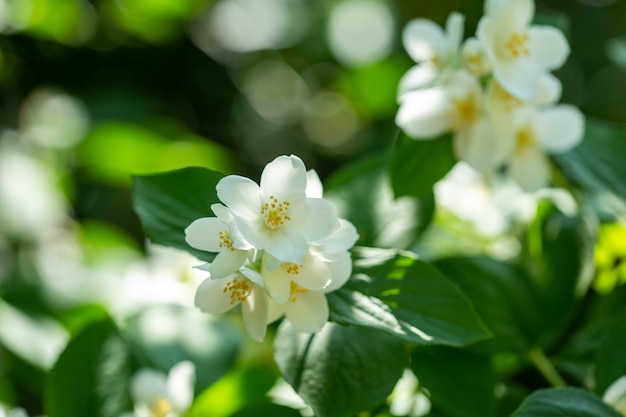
494,57,543,100
184,217,227,252
445,12,465,55
241,286,268,341
603,376,626,407
402,18,445,63
263,265,293,305
314,219,359,255
285,291,329,333
532,73,562,106
166,361,195,411
130,369,168,406
265,228,309,264
291,251,331,291
493,0,533,29
209,249,249,279
217,175,262,220
260,155,307,202
267,297,286,324
454,118,507,172
510,146,551,191
210,203,234,223
528,26,570,71
397,63,438,98
305,169,324,198
323,251,353,293
194,276,241,314
396,88,452,138
535,105,584,153
299,198,341,242
233,215,269,250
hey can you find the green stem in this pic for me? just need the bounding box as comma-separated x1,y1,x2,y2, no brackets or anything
529,346,567,387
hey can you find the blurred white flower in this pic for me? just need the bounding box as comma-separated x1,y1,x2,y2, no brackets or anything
505,104,584,191
0,404,39,417
396,70,505,172
461,37,492,76
398,12,465,95
124,361,195,417
388,369,431,417
477,0,570,100
603,375,626,415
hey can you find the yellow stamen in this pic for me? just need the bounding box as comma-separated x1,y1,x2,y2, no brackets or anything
516,126,536,150
505,32,530,59
218,230,236,252
149,397,173,417
260,195,291,230
223,276,251,305
290,281,309,303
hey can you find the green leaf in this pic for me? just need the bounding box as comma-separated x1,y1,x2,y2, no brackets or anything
132,167,225,261
411,346,497,417
388,132,456,199
45,318,132,417
433,257,541,354
554,118,626,200
595,310,626,394
511,387,622,417
325,153,434,250
523,201,597,347
126,305,242,392
327,247,491,346
274,321,406,417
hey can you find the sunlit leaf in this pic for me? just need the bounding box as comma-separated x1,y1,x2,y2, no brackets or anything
126,305,242,392
411,346,497,417
433,257,541,354
327,247,491,346
274,321,406,417
389,132,456,199
45,318,132,417
325,153,434,250
511,387,622,417
132,167,224,262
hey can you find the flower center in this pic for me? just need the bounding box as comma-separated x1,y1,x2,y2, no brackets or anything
282,263,302,276
452,99,477,128
504,32,530,59
493,82,523,113
149,397,173,417
223,276,251,305
261,195,291,230
290,282,309,303
218,230,235,252
516,126,537,150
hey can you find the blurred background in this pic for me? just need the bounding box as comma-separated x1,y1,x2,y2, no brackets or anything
1,0,626,414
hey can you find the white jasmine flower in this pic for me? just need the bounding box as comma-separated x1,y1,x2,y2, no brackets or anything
388,369,431,417
0,405,33,417
216,155,340,265
185,204,252,279
505,104,584,191
476,0,570,100
396,70,504,172
603,375,626,415
461,37,492,76
124,361,195,417
194,271,269,341
398,12,465,96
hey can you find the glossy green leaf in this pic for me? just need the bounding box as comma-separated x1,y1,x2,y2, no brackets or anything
388,132,456,199
327,247,491,346
132,167,224,262
523,201,597,347
511,387,622,417
595,310,626,394
325,153,434,250
126,305,242,392
433,257,541,353
45,318,132,417
554,119,626,200
411,346,497,417
274,321,406,417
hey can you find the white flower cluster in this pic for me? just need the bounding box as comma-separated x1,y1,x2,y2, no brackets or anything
185,155,358,341
395,0,584,191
